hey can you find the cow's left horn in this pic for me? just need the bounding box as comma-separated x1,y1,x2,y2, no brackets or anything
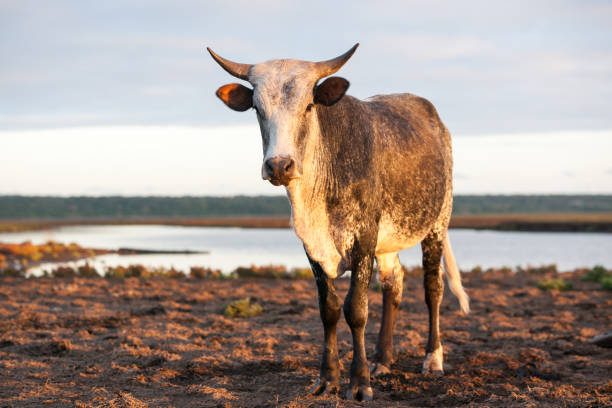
207,47,252,80
315,43,359,78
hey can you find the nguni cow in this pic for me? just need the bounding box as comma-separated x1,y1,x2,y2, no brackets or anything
208,43,469,401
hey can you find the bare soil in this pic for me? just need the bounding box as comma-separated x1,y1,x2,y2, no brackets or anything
0,270,610,407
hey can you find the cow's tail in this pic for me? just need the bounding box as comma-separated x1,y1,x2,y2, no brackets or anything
442,234,470,314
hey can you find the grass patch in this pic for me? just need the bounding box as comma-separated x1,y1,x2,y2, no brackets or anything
538,277,573,291
224,297,263,318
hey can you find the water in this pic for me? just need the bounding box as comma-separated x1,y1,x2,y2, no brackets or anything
0,225,611,276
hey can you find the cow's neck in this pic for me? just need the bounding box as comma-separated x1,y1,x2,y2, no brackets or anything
285,96,373,277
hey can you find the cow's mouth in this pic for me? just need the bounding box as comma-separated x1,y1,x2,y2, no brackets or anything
266,175,300,187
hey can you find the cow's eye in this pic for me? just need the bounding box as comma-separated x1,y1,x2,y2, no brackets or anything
305,103,314,113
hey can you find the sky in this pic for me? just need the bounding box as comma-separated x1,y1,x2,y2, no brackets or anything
1,0,611,196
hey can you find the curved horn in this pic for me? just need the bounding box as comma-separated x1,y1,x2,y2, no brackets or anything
207,47,252,81
315,43,359,78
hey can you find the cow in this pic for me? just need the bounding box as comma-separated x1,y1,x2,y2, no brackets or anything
208,43,469,401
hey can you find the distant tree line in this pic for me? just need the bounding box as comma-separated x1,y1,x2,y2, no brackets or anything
0,195,610,219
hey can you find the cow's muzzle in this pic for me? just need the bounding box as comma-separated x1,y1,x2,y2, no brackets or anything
263,156,300,186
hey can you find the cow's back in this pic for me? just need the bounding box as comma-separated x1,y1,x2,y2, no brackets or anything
363,93,453,254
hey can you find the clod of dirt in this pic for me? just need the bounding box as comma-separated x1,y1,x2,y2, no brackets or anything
591,331,612,348
133,305,166,316
517,362,561,381
25,339,72,356
224,297,263,318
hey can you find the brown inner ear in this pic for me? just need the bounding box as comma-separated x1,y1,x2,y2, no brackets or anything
314,77,350,106
216,83,253,112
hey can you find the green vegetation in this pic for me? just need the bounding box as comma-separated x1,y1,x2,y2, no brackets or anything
0,195,290,219
581,265,612,291
601,276,612,291
103,265,185,279
452,195,612,214
230,264,312,279
537,278,573,291
189,266,223,279
224,297,263,318
582,265,610,282
1,194,611,219
518,264,558,275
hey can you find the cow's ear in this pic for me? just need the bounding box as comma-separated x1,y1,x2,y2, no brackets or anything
216,83,253,112
314,76,350,106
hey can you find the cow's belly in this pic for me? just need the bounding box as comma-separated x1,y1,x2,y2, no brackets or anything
374,217,430,255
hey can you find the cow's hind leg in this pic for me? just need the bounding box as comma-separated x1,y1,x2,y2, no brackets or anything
371,252,404,377
307,254,342,395
421,230,445,375
344,251,375,401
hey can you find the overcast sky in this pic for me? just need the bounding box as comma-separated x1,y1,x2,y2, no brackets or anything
1,1,611,195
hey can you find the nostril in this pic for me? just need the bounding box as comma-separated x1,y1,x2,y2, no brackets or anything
265,160,274,174
284,159,293,173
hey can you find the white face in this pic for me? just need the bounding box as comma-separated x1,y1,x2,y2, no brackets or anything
248,59,321,180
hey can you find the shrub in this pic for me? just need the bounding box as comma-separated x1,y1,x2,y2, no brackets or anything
224,297,263,318
232,264,287,279
582,265,610,283
404,265,423,278
288,267,312,279
537,278,573,291
190,266,222,279
157,267,185,279
600,275,612,291
127,264,149,278
104,265,186,279
519,264,558,275
0,267,25,277
77,263,99,277
51,266,77,278
104,266,128,278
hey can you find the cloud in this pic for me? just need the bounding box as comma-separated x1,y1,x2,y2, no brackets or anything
1,1,611,134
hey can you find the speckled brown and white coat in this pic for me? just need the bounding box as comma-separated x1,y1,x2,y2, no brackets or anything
208,43,469,402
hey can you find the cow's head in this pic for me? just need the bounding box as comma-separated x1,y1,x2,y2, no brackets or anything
208,44,358,186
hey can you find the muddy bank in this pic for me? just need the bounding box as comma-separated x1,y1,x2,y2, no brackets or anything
2,212,612,233
0,270,610,407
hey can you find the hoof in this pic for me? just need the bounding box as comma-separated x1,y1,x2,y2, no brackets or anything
370,362,391,377
422,346,444,375
309,379,339,396
422,368,444,376
346,385,373,401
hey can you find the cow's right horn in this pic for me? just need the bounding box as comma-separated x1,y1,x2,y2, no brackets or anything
315,43,359,78
207,47,252,81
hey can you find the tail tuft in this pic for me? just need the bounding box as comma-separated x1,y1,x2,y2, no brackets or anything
442,234,470,314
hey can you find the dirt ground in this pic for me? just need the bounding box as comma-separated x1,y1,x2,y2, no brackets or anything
0,270,610,407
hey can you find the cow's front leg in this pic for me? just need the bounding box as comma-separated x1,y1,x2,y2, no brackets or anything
371,252,404,377
307,255,342,395
344,253,374,401
421,231,445,375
